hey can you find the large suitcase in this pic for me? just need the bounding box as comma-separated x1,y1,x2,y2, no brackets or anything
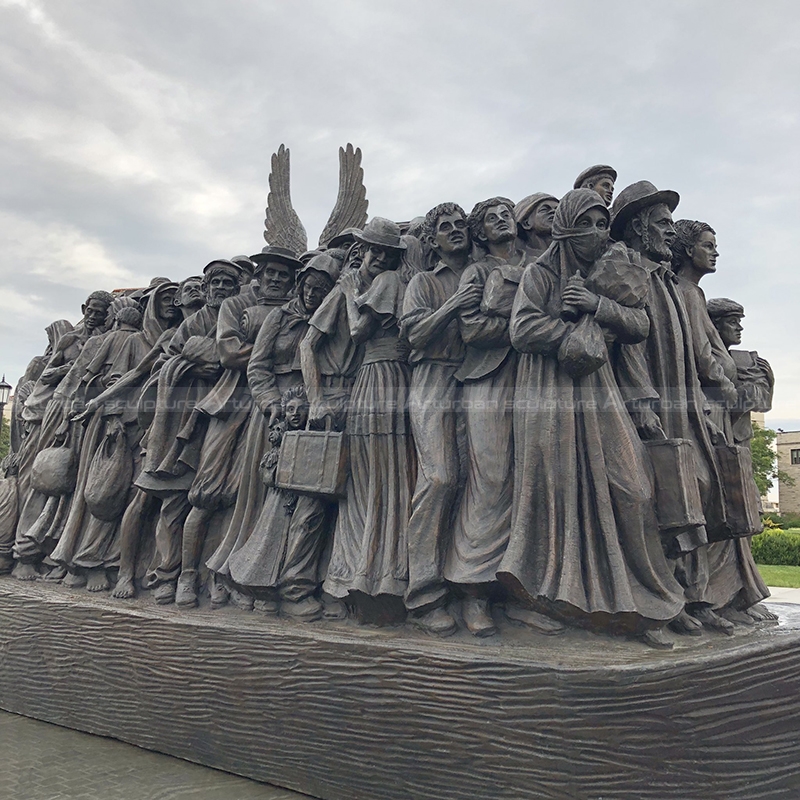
275,426,348,498
645,438,705,555
711,443,763,541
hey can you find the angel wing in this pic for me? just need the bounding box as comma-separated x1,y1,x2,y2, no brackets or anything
263,144,308,255
317,143,369,248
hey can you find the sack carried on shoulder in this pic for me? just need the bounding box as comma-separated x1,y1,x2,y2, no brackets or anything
31,445,77,497
558,314,607,378
84,424,133,521
275,423,348,498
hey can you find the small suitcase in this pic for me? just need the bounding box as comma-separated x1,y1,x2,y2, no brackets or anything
645,438,705,531
710,443,763,541
275,424,348,498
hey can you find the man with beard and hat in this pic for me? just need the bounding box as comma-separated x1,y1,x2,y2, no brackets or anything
187,246,300,610
573,165,617,207
514,192,559,259
130,260,242,604
609,181,732,636
196,254,339,614
399,202,483,636
445,197,561,637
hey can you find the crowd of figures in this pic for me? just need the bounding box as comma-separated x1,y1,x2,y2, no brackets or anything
0,160,777,649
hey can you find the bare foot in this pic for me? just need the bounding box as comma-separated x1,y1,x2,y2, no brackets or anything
63,570,87,589
86,568,110,593
111,576,136,599
747,602,779,623
504,604,565,635
11,561,38,581
719,606,754,626
689,606,735,636
44,565,67,583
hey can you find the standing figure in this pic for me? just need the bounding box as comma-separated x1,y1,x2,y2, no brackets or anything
514,193,559,259
211,254,339,618
609,182,731,636
322,218,416,612
446,197,557,636
498,189,685,649
400,203,482,636
573,164,617,207
198,247,301,610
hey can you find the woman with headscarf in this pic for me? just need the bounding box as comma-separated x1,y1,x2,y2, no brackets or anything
497,189,684,648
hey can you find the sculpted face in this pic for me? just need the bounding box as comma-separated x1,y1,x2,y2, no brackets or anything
301,271,334,313
157,288,179,321
259,261,294,299
716,314,743,348
205,272,239,307
180,278,204,309
344,242,363,272
639,203,675,261
431,212,469,256
83,298,110,332
586,175,615,206
572,207,610,263
530,200,558,235
689,230,718,275
481,203,516,245
284,397,309,430
362,243,399,277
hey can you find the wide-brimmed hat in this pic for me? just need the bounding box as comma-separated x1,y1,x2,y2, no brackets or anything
203,259,242,281
327,228,362,249
249,245,304,273
298,253,341,285
573,164,617,190
355,218,406,251
610,180,680,240
514,192,559,224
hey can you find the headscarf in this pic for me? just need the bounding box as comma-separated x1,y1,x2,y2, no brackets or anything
141,280,179,347
44,319,74,357
544,188,610,294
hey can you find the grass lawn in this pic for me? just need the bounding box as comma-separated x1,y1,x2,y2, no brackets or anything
756,564,800,588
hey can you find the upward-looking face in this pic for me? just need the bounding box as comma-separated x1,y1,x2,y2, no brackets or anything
259,262,294,299
572,207,610,264
482,204,516,245
205,273,239,307
524,200,558,236
689,230,719,275
431,212,469,256
180,278,204,308
83,298,110,332
642,203,676,261
716,314,743,348
586,175,615,206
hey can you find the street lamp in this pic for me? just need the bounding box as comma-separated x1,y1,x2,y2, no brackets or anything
0,375,11,429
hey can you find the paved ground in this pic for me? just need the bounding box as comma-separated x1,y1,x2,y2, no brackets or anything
0,711,310,800
766,586,800,604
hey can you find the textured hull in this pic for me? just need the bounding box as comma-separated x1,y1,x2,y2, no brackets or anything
0,579,798,800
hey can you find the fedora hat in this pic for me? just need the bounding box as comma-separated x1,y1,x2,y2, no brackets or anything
355,217,406,251
327,228,363,250
249,245,304,273
610,180,680,240
573,164,617,190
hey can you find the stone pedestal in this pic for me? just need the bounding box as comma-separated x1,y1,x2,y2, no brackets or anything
0,579,798,800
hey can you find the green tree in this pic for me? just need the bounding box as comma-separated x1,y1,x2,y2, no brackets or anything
0,416,9,461
750,422,793,495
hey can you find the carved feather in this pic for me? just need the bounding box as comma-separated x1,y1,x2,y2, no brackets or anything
263,144,308,256
318,143,369,249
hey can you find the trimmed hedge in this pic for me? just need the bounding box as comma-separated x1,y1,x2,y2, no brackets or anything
752,528,800,566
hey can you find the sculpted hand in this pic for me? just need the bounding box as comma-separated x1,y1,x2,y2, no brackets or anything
339,271,360,297
308,399,333,429
267,402,282,427
706,418,727,446
721,378,739,409
633,409,667,441
449,283,483,311
562,285,600,313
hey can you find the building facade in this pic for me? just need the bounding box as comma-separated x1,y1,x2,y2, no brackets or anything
777,430,800,516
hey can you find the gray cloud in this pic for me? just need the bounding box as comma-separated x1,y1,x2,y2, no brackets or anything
1,0,799,426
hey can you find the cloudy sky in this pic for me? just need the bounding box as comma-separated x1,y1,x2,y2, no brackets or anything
1,0,799,427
